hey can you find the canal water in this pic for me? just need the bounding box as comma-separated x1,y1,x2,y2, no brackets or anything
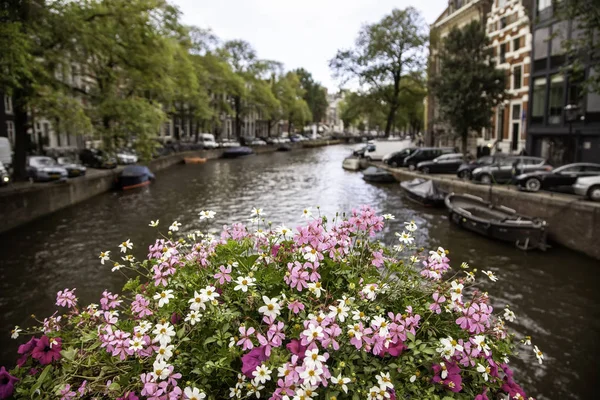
0,145,598,399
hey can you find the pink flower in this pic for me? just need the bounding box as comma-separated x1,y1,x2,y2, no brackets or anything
131,294,153,319
241,346,269,378
237,326,256,351
56,288,78,309
371,250,384,268
432,361,462,392
31,336,62,365
0,366,19,399
100,291,121,310
287,300,305,314
429,292,446,314
214,265,232,285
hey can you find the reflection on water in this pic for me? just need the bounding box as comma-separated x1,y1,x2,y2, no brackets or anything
0,145,599,399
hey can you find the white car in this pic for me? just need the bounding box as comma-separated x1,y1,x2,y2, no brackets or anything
199,133,219,149
116,151,138,165
573,176,600,202
364,139,412,161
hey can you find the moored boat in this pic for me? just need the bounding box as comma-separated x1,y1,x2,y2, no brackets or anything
342,156,361,171
117,165,155,190
445,193,548,251
362,166,396,183
222,146,254,159
184,157,207,164
400,178,446,207
277,144,292,152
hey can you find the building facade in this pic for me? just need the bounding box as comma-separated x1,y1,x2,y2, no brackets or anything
526,0,600,165
482,0,533,155
426,0,493,153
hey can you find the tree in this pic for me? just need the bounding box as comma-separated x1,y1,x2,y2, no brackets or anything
557,0,600,93
294,68,328,124
330,7,428,136
431,21,506,154
271,72,312,135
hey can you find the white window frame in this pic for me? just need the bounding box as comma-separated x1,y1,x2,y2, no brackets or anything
4,95,13,114
512,64,524,90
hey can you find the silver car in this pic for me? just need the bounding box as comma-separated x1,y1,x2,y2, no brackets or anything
27,156,68,182
573,176,600,202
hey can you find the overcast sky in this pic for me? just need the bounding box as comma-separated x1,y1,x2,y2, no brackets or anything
172,0,448,91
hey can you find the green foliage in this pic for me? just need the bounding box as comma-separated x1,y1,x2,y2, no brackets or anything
295,68,328,124
330,7,428,135
431,21,506,153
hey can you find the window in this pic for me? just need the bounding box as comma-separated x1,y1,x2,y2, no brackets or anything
532,78,546,121
534,28,550,60
513,37,521,52
500,43,507,64
6,121,15,143
538,0,552,12
513,65,522,89
548,75,564,125
499,17,507,30
4,96,12,114
551,21,567,55
587,68,600,113
512,104,521,121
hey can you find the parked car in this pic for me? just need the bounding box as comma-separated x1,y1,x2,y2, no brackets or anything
417,153,467,174
248,138,267,146
79,149,117,169
198,133,219,149
456,153,509,180
116,149,138,165
403,147,456,170
220,139,241,148
364,139,412,161
56,157,87,177
26,156,68,182
0,161,10,186
472,156,551,184
515,163,600,192
0,137,12,169
382,147,417,167
573,176,600,201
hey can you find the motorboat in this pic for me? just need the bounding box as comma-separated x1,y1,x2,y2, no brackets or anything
400,178,446,207
277,144,292,152
184,157,207,164
222,146,254,159
116,165,155,190
445,193,548,251
342,156,362,171
362,166,396,183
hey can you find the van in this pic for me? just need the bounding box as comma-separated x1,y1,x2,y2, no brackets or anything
403,147,456,170
364,139,412,161
198,133,218,149
0,137,12,168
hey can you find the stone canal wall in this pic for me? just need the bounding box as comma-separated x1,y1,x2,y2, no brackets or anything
376,164,600,260
0,141,328,234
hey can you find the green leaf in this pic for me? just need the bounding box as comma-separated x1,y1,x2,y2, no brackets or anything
177,327,186,339
60,347,77,362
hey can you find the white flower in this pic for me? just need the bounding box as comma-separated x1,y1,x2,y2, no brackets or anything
450,281,463,303
331,374,351,393
307,282,323,298
135,321,152,335
437,336,464,358
275,225,291,237
156,344,174,362
199,286,220,302
111,262,124,272
482,270,498,282
361,283,378,301
351,309,368,321
533,345,544,364
382,214,395,220
304,349,326,368
258,296,281,319
328,302,350,322
377,372,394,390
128,337,144,351
477,363,490,381
472,335,490,356
371,316,390,337
184,387,206,400
504,306,516,322
404,221,417,232
299,365,323,386
99,251,110,265
149,220,159,227
169,221,182,232
247,381,264,397
151,360,172,380
199,210,216,220
397,231,414,245
229,387,242,398
185,310,202,325
234,276,256,292
465,271,475,282
122,254,135,263
303,246,318,262
302,324,324,344
409,374,417,383
118,239,133,253
153,289,175,307
254,229,267,238
189,291,207,311
252,364,272,384
523,336,532,346
409,255,419,263
251,207,264,216
153,322,176,346
10,326,22,339
301,207,312,219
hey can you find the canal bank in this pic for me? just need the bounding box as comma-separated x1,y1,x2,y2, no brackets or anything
0,140,341,234
374,163,600,260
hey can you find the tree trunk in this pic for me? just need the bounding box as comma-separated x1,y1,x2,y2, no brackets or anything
12,88,30,181
234,96,242,139
462,130,469,156
267,120,272,137
194,121,200,143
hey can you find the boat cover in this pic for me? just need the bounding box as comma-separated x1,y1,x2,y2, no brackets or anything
121,165,150,177
402,178,444,199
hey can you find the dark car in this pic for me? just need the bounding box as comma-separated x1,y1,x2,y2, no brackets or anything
456,153,509,180
57,157,87,177
382,147,417,167
515,163,600,192
417,153,467,174
79,149,117,169
26,156,68,182
472,156,552,184
403,147,456,170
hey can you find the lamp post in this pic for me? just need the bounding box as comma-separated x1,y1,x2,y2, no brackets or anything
564,104,580,162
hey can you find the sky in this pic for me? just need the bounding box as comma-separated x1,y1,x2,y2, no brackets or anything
172,0,448,91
